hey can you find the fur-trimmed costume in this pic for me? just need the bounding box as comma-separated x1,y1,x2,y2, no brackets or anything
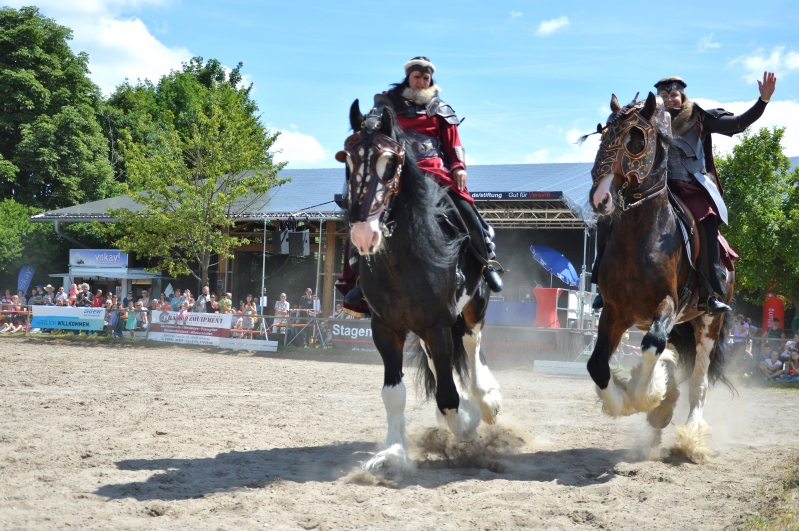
666,95,767,225
374,84,472,204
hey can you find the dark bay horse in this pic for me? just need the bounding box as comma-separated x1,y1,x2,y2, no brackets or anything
587,92,733,462
334,101,502,475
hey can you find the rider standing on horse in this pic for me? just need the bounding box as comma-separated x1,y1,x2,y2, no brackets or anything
592,72,777,315
339,56,503,309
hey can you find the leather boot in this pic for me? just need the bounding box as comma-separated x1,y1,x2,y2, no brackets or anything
344,285,363,305
590,217,611,311
343,243,364,304
698,216,731,315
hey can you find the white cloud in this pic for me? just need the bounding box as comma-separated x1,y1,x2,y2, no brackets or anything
697,33,721,52
271,129,329,168
693,98,799,157
6,0,191,94
731,46,799,83
509,11,522,20
524,149,548,164
536,16,570,37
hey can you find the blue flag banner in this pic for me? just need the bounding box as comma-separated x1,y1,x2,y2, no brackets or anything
17,265,36,295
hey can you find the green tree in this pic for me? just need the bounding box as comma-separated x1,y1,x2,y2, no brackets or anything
108,79,287,288
0,6,114,210
717,127,799,309
103,57,251,186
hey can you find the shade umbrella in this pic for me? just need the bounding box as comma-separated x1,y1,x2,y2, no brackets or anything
529,245,579,287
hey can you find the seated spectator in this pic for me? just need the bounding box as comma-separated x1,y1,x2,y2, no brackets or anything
76,283,93,307
139,290,150,309
69,283,78,298
134,301,149,331
17,290,27,306
122,290,135,307
32,285,45,305
43,295,55,306
0,315,25,334
231,310,243,337
157,292,168,309
92,289,104,308
104,300,116,336
67,296,78,307
780,350,799,382
761,349,785,381
169,290,181,311
330,303,344,318
176,301,190,323
55,286,68,302
210,294,219,313
1,289,12,308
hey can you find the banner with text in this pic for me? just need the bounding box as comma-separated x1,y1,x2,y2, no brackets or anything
30,306,105,331
149,311,233,346
69,249,128,268
330,320,419,353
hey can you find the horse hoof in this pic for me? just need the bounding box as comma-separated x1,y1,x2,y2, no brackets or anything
361,444,412,476
478,389,503,424
444,397,481,442
671,422,711,463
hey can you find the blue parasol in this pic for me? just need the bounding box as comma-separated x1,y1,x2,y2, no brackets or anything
529,245,579,287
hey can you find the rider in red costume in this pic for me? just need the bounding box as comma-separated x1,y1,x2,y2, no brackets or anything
337,57,503,313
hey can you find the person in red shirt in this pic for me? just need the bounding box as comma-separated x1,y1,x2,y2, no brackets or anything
339,56,503,309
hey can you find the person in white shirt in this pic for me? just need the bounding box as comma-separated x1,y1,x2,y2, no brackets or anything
273,293,290,332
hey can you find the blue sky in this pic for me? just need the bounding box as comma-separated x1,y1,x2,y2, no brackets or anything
12,0,799,168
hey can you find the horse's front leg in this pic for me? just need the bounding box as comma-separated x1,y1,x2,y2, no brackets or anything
361,319,412,476
421,326,481,442
587,307,635,417
672,314,718,462
630,295,679,414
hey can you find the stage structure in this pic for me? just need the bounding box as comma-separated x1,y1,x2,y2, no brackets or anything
30,163,597,324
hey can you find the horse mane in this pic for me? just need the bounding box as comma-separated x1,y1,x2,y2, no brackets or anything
384,116,466,269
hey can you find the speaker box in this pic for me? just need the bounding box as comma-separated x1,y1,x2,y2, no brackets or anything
271,230,289,255
289,231,310,256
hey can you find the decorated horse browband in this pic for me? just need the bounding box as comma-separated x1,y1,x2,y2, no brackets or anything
336,130,405,223
591,102,669,188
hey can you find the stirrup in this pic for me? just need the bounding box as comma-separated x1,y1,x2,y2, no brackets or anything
592,292,604,310
700,295,731,315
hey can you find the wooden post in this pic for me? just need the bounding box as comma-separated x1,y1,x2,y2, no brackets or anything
322,220,337,317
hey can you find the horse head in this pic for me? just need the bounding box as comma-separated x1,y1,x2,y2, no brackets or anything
335,99,406,256
589,92,672,216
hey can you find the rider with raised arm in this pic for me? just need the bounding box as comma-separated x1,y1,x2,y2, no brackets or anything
338,56,503,309
591,72,777,315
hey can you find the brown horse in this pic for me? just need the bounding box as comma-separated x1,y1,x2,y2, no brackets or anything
587,92,733,462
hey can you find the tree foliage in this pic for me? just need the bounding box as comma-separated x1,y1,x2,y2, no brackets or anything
0,6,114,210
108,71,286,287
717,127,799,309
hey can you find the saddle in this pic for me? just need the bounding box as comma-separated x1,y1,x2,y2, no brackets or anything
668,190,700,268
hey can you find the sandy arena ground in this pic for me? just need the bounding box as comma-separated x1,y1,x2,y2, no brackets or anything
0,336,796,530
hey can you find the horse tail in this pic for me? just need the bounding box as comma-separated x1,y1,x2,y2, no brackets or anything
669,322,696,379
413,314,471,402
669,318,735,392
451,314,470,388
414,341,437,402
709,313,735,393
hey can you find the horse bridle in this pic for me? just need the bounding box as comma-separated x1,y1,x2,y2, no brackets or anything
336,127,406,235
591,105,669,212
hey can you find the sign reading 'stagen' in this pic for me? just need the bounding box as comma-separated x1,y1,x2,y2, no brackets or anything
148,311,233,346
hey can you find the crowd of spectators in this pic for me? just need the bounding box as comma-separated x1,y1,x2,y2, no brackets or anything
729,313,799,382
2,281,358,343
